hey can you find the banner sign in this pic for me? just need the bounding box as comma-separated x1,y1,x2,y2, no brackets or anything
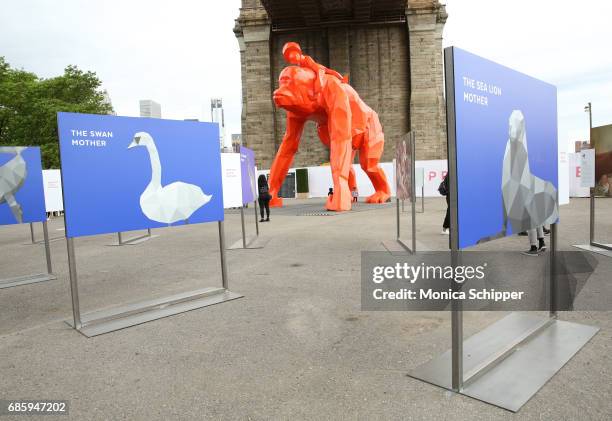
447,47,559,249
57,112,223,238
395,134,412,200
568,153,590,197
240,146,257,204
580,149,595,189
0,146,46,226
221,153,243,208
43,169,64,212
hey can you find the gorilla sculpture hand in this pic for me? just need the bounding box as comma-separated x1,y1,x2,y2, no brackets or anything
269,42,391,211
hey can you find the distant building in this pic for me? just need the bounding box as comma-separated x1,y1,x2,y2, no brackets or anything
140,100,162,118
231,134,242,152
211,98,232,151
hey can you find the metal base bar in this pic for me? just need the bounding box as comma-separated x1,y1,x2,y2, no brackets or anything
0,273,56,289
381,238,413,254
573,243,612,257
380,239,429,254
227,236,268,250
108,232,159,246
25,222,64,245
24,236,64,245
590,241,612,251
408,312,599,412
66,287,243,337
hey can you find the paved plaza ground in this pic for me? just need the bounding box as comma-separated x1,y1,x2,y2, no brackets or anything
1,197,611,420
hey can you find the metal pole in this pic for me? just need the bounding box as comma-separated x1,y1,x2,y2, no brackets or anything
30,223,35,244
42,221,52,274
66,237,82,329
218,221,229,289
254,200,259,236
445,47,463,392
147,228,152,237
411,132,417,254
451,250,463,391
590,190,595,245
118,232,123,245
240,206,247,248
588,102,592,134
587,103,595,245
421,186,425,213
550,223,558,318
396,198,400,240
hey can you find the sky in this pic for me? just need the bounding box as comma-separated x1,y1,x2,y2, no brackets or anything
0,0,610,152
443,0,612,151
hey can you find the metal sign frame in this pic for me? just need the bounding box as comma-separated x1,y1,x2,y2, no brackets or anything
585,115,612,253
382,132,417,254
1,221,56,289
109,228,159,246
572,109,612,256
403,168,424,214
408,47,599,412
227,200,266,249
26,221,65,245
65,221,242,337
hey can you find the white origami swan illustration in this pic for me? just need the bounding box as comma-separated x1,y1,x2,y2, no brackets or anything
128,132,212,224
0,146,28,223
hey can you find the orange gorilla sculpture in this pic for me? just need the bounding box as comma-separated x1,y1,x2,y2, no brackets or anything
269,42,391,211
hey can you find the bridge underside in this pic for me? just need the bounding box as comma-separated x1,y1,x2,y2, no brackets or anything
236,1,447,168
261,0,407,30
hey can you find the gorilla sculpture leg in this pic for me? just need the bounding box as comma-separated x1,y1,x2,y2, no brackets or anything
360,113,391,203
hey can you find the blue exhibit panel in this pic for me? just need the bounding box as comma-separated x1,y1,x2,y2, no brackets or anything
240,146,256,204
0,146,46,226
450,47,558,249
57,112,224,238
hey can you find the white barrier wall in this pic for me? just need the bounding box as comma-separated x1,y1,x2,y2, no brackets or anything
417,160,448,197
258,160,448,199
221,153,243,208
306,163,396,199
255,154,571,203
42,169,64,212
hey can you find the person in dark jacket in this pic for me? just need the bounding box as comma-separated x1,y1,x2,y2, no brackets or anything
439,174,450,235
258,174,272,222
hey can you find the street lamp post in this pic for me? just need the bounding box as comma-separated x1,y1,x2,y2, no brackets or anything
584,102,592,141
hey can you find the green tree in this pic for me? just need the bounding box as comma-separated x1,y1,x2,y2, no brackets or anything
0,57,113,168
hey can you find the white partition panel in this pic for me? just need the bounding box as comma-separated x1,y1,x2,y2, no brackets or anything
42,169,64,212
221,153,243,209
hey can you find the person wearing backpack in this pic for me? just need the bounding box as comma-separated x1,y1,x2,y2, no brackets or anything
439,173,450,235
258,175,272,222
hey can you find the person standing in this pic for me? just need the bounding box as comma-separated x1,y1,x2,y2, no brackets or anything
258,175,272,222
439,174,450,235
522,226,546,256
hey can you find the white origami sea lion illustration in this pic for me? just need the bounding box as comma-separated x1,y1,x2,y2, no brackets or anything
128,132,212,224
478,110,558,243
0,146,28,223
